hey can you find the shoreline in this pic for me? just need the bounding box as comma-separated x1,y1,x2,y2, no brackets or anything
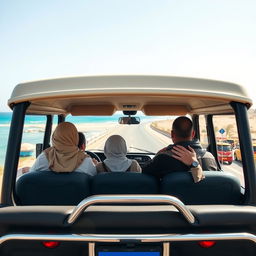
0,122,119,170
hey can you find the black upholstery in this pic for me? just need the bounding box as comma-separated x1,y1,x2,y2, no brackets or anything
160,171,242,204
1,205,256,231
91,172,159,194
16,170,242,205
16,171,91,205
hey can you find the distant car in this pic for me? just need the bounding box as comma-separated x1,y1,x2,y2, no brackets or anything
235,143,256,161
217,142,233,165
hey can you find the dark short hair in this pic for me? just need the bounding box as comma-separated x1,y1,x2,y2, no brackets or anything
78,132,86,148
172,116,193,138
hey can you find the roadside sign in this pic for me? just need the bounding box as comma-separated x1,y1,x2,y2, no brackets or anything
219,128,225,134
219,128,225,165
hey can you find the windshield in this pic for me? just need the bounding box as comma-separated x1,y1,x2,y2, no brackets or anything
217,145,232,151
65,113,172,154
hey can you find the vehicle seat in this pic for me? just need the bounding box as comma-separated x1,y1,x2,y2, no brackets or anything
16,171,91,205
160,171,242,204
91,172,159,194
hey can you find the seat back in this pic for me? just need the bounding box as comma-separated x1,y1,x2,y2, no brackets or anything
161,171,242,204
16,171,91,205
91,172,159,194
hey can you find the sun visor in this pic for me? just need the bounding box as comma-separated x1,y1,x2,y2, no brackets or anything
70,105,116,116
142,105,189,116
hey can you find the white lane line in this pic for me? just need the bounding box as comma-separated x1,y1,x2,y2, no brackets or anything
143,122,170,145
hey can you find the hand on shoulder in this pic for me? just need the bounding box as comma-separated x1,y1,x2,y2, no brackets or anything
171,145,197,166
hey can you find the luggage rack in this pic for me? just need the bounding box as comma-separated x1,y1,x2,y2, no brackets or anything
1,195,256,255
67,194,196,224
1,195,256,252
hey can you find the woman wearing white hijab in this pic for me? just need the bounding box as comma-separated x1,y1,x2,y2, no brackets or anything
96,135,141,173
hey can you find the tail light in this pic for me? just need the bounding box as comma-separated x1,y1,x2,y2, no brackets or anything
42,241,60,248
198,240,216,248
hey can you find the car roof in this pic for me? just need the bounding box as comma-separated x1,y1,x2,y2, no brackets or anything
8,75,252,116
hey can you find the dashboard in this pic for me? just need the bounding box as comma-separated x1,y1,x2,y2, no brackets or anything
94,152,154,168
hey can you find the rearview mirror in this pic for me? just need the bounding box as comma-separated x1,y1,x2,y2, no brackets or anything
118,116,140,125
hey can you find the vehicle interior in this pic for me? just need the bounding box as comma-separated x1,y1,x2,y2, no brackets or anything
1,76,256,255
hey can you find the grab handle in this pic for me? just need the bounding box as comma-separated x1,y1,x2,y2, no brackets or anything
67,194,195,224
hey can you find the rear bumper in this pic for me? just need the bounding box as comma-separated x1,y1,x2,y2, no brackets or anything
1,232,256,244
218,156,233,162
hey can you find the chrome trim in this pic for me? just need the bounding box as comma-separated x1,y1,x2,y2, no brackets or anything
1,233,256,245
11,191,16,206
163,242,170,256
67,194,195,224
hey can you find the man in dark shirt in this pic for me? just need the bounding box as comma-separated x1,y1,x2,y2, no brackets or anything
142,116,217,179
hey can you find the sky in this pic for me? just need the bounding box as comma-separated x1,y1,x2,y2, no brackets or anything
0,0,256,112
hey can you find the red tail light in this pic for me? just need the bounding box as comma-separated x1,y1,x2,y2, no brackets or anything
198,241,216,248
42,241,60,248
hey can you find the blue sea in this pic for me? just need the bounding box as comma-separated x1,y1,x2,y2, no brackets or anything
0,112,161,166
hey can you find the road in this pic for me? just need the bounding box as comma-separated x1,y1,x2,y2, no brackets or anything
221,161,244,187
87,122,171,153
87,122,244,185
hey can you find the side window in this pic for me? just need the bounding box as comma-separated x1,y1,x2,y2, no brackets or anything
248,109,256,162
0,113,10,197
16,115,46,178
213,115,244,187
199,115,208,149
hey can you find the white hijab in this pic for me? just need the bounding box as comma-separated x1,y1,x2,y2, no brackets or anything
104,135,132,172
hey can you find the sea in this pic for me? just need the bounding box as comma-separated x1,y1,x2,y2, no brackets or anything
0,112,161,166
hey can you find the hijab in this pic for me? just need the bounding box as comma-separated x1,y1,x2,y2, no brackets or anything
44,122,87,172
103,135,132,172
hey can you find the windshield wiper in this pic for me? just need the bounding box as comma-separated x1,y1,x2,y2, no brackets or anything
129,146,155,154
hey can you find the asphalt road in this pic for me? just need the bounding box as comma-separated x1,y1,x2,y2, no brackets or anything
87,122,171,153
221,160,244,187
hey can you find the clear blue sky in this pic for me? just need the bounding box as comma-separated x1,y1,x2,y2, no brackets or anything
1,0,256,112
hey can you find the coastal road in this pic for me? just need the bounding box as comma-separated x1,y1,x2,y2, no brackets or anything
87,122,171,153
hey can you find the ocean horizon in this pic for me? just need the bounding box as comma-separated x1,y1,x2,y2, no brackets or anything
0,112,122,166
0,112,165,166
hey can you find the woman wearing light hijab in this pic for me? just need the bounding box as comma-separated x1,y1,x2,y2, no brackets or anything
96,135,141,173
29,122,96,176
